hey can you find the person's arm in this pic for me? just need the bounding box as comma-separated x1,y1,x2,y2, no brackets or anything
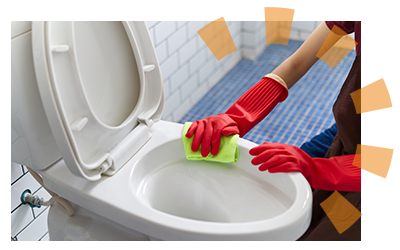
272,22,333,89
186,22,338,157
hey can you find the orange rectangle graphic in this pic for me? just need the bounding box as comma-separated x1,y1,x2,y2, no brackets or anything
264,7,295,45
197,17,237,61
320,191,362,234
350,78,392,114
316,25,358,69
353,144,393,178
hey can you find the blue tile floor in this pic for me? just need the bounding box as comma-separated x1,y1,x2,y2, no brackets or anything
179,40,356,147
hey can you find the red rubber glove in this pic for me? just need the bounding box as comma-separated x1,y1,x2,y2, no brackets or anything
249,142,361,191
186,114,240,157
186,75,288,157
224,75,288,137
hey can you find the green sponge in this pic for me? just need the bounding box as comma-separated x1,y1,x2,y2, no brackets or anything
182,122,239,163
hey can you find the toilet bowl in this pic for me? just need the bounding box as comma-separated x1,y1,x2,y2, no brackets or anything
11,21,312,240
41,120,312,240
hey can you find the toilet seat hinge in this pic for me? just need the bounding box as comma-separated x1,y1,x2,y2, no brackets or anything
98,156,113,173
138,116,154,128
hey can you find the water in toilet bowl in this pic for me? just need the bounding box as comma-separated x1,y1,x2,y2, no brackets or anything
139,160,293,223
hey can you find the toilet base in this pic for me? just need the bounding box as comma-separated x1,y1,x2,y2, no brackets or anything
47,202,151,241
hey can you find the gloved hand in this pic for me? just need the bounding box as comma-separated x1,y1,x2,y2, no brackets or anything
249,142,361,191
185,113,240,157
186,74,288,157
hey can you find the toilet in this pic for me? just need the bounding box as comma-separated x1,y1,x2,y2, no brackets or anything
11,21,312,240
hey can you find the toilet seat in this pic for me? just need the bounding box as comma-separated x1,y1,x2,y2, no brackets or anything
32,21,164,180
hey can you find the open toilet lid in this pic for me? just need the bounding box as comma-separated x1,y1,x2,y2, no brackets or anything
32,21,164,181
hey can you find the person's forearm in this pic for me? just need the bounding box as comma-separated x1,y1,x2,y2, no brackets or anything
271,22,333,89
271,56,304,89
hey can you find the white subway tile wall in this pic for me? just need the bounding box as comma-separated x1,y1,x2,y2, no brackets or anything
11,21,318,241
149,21,244,122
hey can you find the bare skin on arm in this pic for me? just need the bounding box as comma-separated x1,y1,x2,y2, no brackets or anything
272,22,337,89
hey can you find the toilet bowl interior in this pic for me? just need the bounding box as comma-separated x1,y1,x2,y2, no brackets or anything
131,139,296,223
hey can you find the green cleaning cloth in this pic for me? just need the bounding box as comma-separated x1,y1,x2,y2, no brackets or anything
182,122,239,163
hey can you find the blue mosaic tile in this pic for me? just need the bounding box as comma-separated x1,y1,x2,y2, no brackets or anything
179,40,356,147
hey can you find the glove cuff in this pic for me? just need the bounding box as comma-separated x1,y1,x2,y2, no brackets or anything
312,155,361,191
264,73,288,90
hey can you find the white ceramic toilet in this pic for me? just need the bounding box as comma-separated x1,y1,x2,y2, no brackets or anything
11,21,312,240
